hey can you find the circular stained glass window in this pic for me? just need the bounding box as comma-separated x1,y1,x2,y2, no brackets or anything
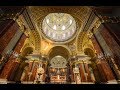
42,13,77,42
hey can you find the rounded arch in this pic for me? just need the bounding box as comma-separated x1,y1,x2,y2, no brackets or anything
84,48,95,58
21,47,34,57
48,46,71,60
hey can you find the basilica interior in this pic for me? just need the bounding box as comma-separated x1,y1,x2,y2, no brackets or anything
0,6,120,84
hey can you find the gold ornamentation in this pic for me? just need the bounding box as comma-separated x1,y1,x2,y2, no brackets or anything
77,31,86,53
16,15,26,32
93,19,101,33
29,6,90,23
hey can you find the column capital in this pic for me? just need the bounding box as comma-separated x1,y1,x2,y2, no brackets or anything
76,54,91,61
93,19,102,33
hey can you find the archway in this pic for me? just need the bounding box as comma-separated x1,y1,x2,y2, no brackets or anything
48,46,70,60
84,48,95,58
21,47,33,57
47,46,71,84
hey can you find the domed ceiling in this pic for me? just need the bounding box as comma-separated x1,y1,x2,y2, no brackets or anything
42,13,77,42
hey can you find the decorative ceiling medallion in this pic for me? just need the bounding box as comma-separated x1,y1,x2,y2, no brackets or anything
42,13,77,42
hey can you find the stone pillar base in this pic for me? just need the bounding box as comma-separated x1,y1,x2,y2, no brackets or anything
71,82,94,84
0,79,7,84
81,82,94,84
71,82,76,84
107,80,118,84
21,81,34,84
40,82,45,84
33,81,46,84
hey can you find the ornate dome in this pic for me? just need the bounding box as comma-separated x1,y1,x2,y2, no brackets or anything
42,13,77,42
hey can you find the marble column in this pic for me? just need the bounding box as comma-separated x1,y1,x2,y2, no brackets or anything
69,64,75,82
100,24,120,68
8,60,20,81
109,57,120,80
79,62,86,82
22,60,34,82
42,63,47,82
89,67,95,82
91,33,103,55
21,65,29,81
20,66,28,81
84,63,92,82
96,58,115,83
101,60,115,81
30,61,38,81
0,55,15,79
96,60,108,82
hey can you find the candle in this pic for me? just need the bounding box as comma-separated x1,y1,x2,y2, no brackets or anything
57,75,60,79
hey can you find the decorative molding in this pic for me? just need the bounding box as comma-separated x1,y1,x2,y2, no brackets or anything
31,30,41,52
21,8,41,53
93,19,102,33
16,15,26,32
99,16,120,23
82,33,95,53
28,6,90,23
77,32,86,53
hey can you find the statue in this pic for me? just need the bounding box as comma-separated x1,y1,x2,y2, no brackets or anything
35,67,44,83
